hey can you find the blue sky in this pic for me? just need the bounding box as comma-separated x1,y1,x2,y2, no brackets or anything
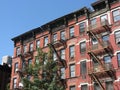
0,0,96,64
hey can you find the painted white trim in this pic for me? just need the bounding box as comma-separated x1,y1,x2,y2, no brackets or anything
78,83,89,87
111,7,120,12
111,28,120,35
107,11,111,25
76,39,89,45
114,50,120,56
77,59,91,64
76,19,88,25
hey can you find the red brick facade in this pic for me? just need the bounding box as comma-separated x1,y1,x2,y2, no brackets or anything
10,0,120,90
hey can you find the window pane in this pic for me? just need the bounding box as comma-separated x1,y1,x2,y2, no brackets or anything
117,53,120,67
16,47,20,56
70,64,75,77
102,35,109,41
13,78,17,89
28,59,32,65
106,81,113,90
115,31,120,44
61,31,65,40
70,27,74,37
30,43,33,51
36,40,40,48
44,36,48,46
60,49,65,59
14,62,18,72
80,42,86,53
104,56,111,63
80,61,87,75
81,85,88,90
23,45,27,53
53,34,57,41
80,22,85,33
61,67,65,79
113,10,120,22
70,86,75,90
94,83,100,90
101,15,107,22
70,46,75,58
53,52,57,61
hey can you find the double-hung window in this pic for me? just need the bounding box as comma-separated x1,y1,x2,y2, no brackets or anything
81,84,88,90
79,22,85,33
53,33,57,42
16,47,20,56
29,43,33,52
44,36,48,47
13,78,17,89
69,26,74,38
117,53,120,67
23,45,27,53
60,31,65,40
60,49,65,60
70,86,76,90
70,64,75,77
69,45,75,58
113,9,120,22
115,31,120,44
14,62,18,73
80,41,86,53
60,67,65,79
91,18,97,29
36,40,40,48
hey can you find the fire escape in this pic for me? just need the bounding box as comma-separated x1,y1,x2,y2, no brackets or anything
48,27,67,88
87,20,116,90
15,45,34,90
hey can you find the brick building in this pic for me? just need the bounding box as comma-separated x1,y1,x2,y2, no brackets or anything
10,0,120,90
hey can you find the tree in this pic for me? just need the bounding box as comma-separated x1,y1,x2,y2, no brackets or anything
22,47,65,90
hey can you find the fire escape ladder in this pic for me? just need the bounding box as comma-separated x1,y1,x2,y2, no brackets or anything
88,52,103,67
91,73,105,90
49,43,67,68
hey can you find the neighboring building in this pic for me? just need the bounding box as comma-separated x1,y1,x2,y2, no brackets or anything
0,56,12,90
10,0,120,90
2,55,12,67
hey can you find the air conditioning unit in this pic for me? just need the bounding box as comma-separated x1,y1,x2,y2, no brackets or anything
19,82,24,88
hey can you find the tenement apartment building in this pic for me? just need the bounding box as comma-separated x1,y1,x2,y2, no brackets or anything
10,0,120,90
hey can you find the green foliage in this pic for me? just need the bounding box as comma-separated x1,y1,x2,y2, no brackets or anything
22,47,65,90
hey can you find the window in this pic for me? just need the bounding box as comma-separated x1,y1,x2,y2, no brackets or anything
14,62,18,73
115,31,120,44
70,64,75,77
104,55,111,63
35,56,39,64
79,22,85,33
106,81,113,90
53,33,57,42
101,15,107,23
29,43,33,52
22,61,26,70
28,59,32,65
113,9,120,22
13,78,17,89
102,35,109,41
44,36,48,47
27,75,31,80
44,54,48,65
69,26,74,38
81,84,88,90
69,45,75,58
36,40,40,48
117,53,120,67
16,47,20,56
92,38,98,45
23,45,27,53
80,61,87,75
61,67,65,79
94,83,100,90
53,52,57,61
80,42,86,53
70,86,75,90
91,18,97,29
60,49,65,60
61,31,65,40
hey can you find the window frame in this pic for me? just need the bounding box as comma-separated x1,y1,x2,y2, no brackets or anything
60,31,65,40
69,64,75,78
69,45,75,58
79,22,85,33
70,85,76,90
113,9,120,22
81,84,88,90
69,26,74,38
44,36,48,47
36,40,40,49
80,41,86,53
60,49,65,60
16,47,20,56
13,78,17,89
53,33,57,42
14,62,18,73
29,43,33,52
117,52,120,67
